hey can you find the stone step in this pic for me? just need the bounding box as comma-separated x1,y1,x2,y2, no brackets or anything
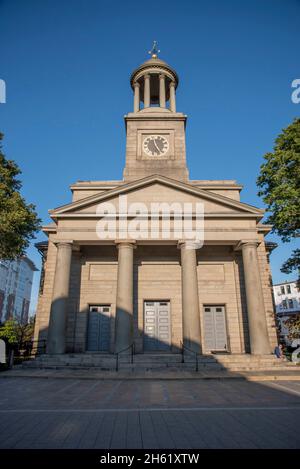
33,353,282,360
212,354,282,361
133,354,185,363
22,362,297,374
37,354,114,361
115,365,295,373
22,353,298,374
211,360,293,366
23,359,116,368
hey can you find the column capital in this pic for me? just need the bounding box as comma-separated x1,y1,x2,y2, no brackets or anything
144,73,150,79
53,240,73,248
133,81,140,88
159,73,166,79
177,240,199,250
234,240,260,251
169,80,176,87
115,240,137,249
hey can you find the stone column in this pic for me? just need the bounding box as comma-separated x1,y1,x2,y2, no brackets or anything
179,241,202,353
47,242,72,354
159,73,166,108
115,241,135,352
133,81,140,113
169,81,176,112
241,241,271,354
144,74,150,108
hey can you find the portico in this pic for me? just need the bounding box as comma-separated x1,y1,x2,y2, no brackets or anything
39,215,274,356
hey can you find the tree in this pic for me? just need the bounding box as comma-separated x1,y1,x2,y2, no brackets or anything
0,320,19,345
0,132,41,259
283,316,300,342
281,248,300,275
257,118,300,276
20,316,35,344
0,317,35,348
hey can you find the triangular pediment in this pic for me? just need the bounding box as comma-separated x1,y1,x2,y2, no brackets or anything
50,175,264,218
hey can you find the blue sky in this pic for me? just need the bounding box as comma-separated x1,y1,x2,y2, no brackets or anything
0,0,299,314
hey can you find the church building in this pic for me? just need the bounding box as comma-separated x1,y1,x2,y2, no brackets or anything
34,45,277,358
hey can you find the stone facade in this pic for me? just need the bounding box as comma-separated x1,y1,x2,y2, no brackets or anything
34,52,278,356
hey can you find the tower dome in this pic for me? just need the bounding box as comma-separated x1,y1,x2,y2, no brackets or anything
130,42,178,112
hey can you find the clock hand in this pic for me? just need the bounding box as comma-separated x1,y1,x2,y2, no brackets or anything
153,138,161,154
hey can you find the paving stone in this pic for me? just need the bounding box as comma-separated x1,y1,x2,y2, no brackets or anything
0,377,300,449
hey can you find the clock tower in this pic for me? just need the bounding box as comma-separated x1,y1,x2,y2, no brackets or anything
123,43,189,182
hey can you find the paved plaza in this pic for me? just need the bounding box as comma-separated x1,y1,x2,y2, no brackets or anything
0,377,300,449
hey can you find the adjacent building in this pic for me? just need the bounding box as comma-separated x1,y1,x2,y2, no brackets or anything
0,257,37,324
34,48,278,356
273,280,300,344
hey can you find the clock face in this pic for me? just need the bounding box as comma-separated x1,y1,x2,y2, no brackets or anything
143,135,169,156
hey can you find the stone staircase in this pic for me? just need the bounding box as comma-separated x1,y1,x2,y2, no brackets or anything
22,352,298,373
206,354,297,372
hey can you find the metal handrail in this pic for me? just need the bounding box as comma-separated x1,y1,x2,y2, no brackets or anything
115,342,135,371
180,341,199,372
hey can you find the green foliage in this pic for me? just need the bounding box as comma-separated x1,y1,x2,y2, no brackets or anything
257,118,300,275
281,249,300,275
0,320,19,344
0,317,35,346
0,133,41,260
283,316,300,342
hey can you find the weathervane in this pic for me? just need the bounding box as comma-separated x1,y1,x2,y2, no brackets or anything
148,41,160,58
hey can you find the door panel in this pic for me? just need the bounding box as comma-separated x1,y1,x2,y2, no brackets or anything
87,305,111,352
87,311,100,351
144,301,171,351
214,307,227,351
203,306,228,352
203,307,216,351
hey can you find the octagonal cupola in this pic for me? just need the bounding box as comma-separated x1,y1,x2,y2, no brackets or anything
130,42,179,112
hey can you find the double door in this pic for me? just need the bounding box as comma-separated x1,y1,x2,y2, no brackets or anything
203,305,228,352
87,305,111,351
144,301,171,351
